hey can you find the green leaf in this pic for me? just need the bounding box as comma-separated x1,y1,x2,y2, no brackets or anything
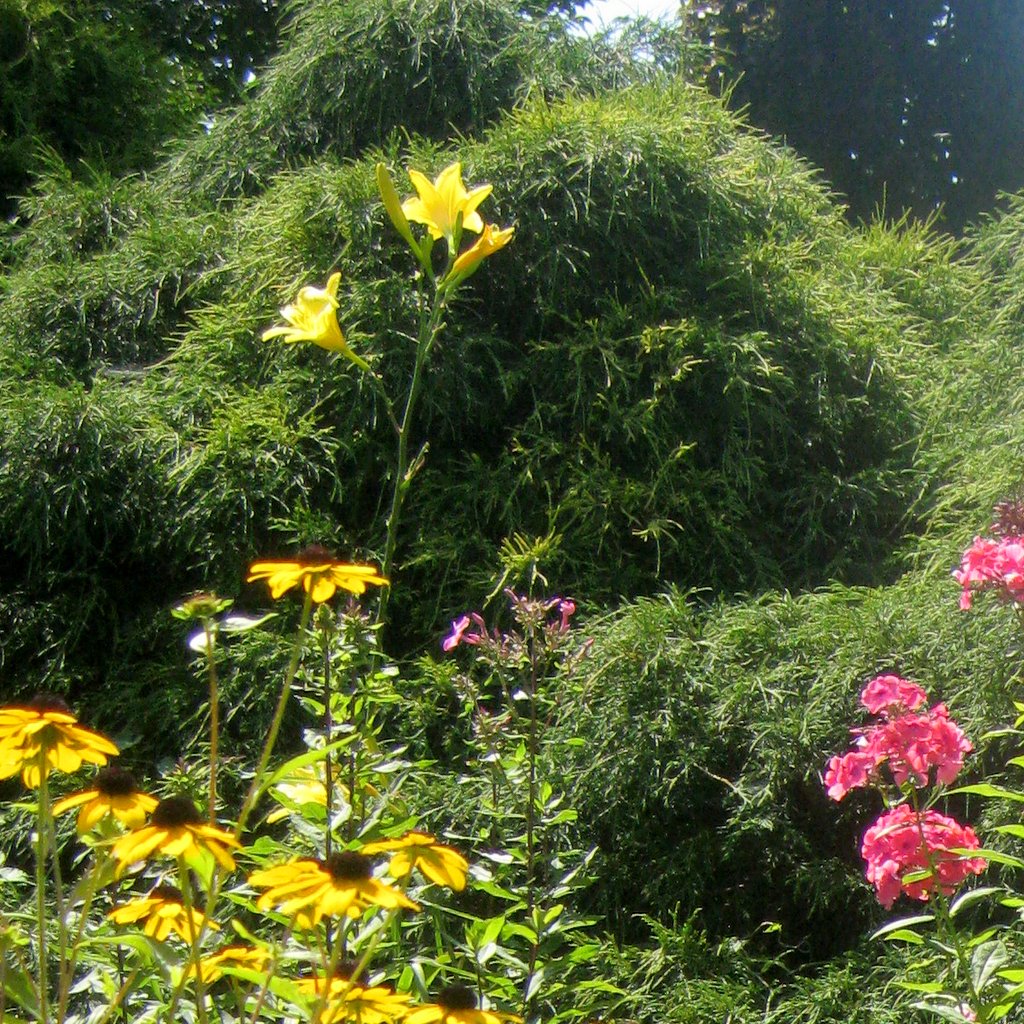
956,848,1024,869
871,914,934,940
524,966,546,1003
950,886,1003,916
971,939,1010,990
947,784,1024,802
881,929,926,944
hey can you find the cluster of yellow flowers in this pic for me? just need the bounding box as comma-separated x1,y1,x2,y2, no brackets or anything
2,548,518,1023
261,162,513,368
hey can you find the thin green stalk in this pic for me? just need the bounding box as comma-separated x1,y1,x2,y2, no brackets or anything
204,620,220,824
523,624,540,1018
237,591,314,835
165,593,314,1024
57,851,108,1023
177,856,210,1024
34,761,49,1024
908,790,985,1018
320,610,335,954
376,272,451,625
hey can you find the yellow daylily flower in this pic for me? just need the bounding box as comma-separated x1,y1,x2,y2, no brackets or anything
402,162,492,244
262,273,369,370
450,223,515,281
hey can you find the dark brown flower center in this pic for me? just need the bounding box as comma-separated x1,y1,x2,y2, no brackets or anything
151,884,183,903
324,851,374,881
437,985,477,1010
26,693,72,715
331,959,362,981
297,544,336,564
151,795,202,828
95,766,139,797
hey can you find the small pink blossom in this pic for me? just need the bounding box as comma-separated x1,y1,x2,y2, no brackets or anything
556,599,576,632
442,615,471,651
861,804,985,908
954,535,1024,610
860,674,928,715
824,750,878,801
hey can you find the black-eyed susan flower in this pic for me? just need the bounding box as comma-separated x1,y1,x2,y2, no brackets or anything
262,273,369,369
402,162,491,245
405,986,521,1024
52,765,158,832
320,984,414,1024
450,223,514,281
112,795,239,875
187,944,270,984
247,545,388,604
0,695,119,788
291,964,412,1023
108,884,216,942
248,851,419,927
362,832,468,891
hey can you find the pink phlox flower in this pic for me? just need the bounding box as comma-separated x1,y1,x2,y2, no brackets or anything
556,599,576,632
861,804,985,908
442,615,471,652
860,674,928,716
441,612,488,651
824,748,881,801
876,704,972,788
954,535,1024,609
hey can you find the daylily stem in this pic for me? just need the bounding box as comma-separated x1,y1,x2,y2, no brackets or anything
376,274,450,625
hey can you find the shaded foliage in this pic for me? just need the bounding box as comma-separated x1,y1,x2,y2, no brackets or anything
688,1,1024,232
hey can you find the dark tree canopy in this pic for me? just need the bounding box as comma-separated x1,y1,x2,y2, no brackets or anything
688,1,1024,231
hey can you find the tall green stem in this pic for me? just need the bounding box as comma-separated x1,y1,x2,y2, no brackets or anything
376,278,449,625
237,591,314,834
204,620,219,823
34,761,50,1024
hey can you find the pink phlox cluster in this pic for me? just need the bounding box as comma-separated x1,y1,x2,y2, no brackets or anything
859,674,927,715
953,535,1024,610
824,677,972,800
861,803,985,908
443,594,577,653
